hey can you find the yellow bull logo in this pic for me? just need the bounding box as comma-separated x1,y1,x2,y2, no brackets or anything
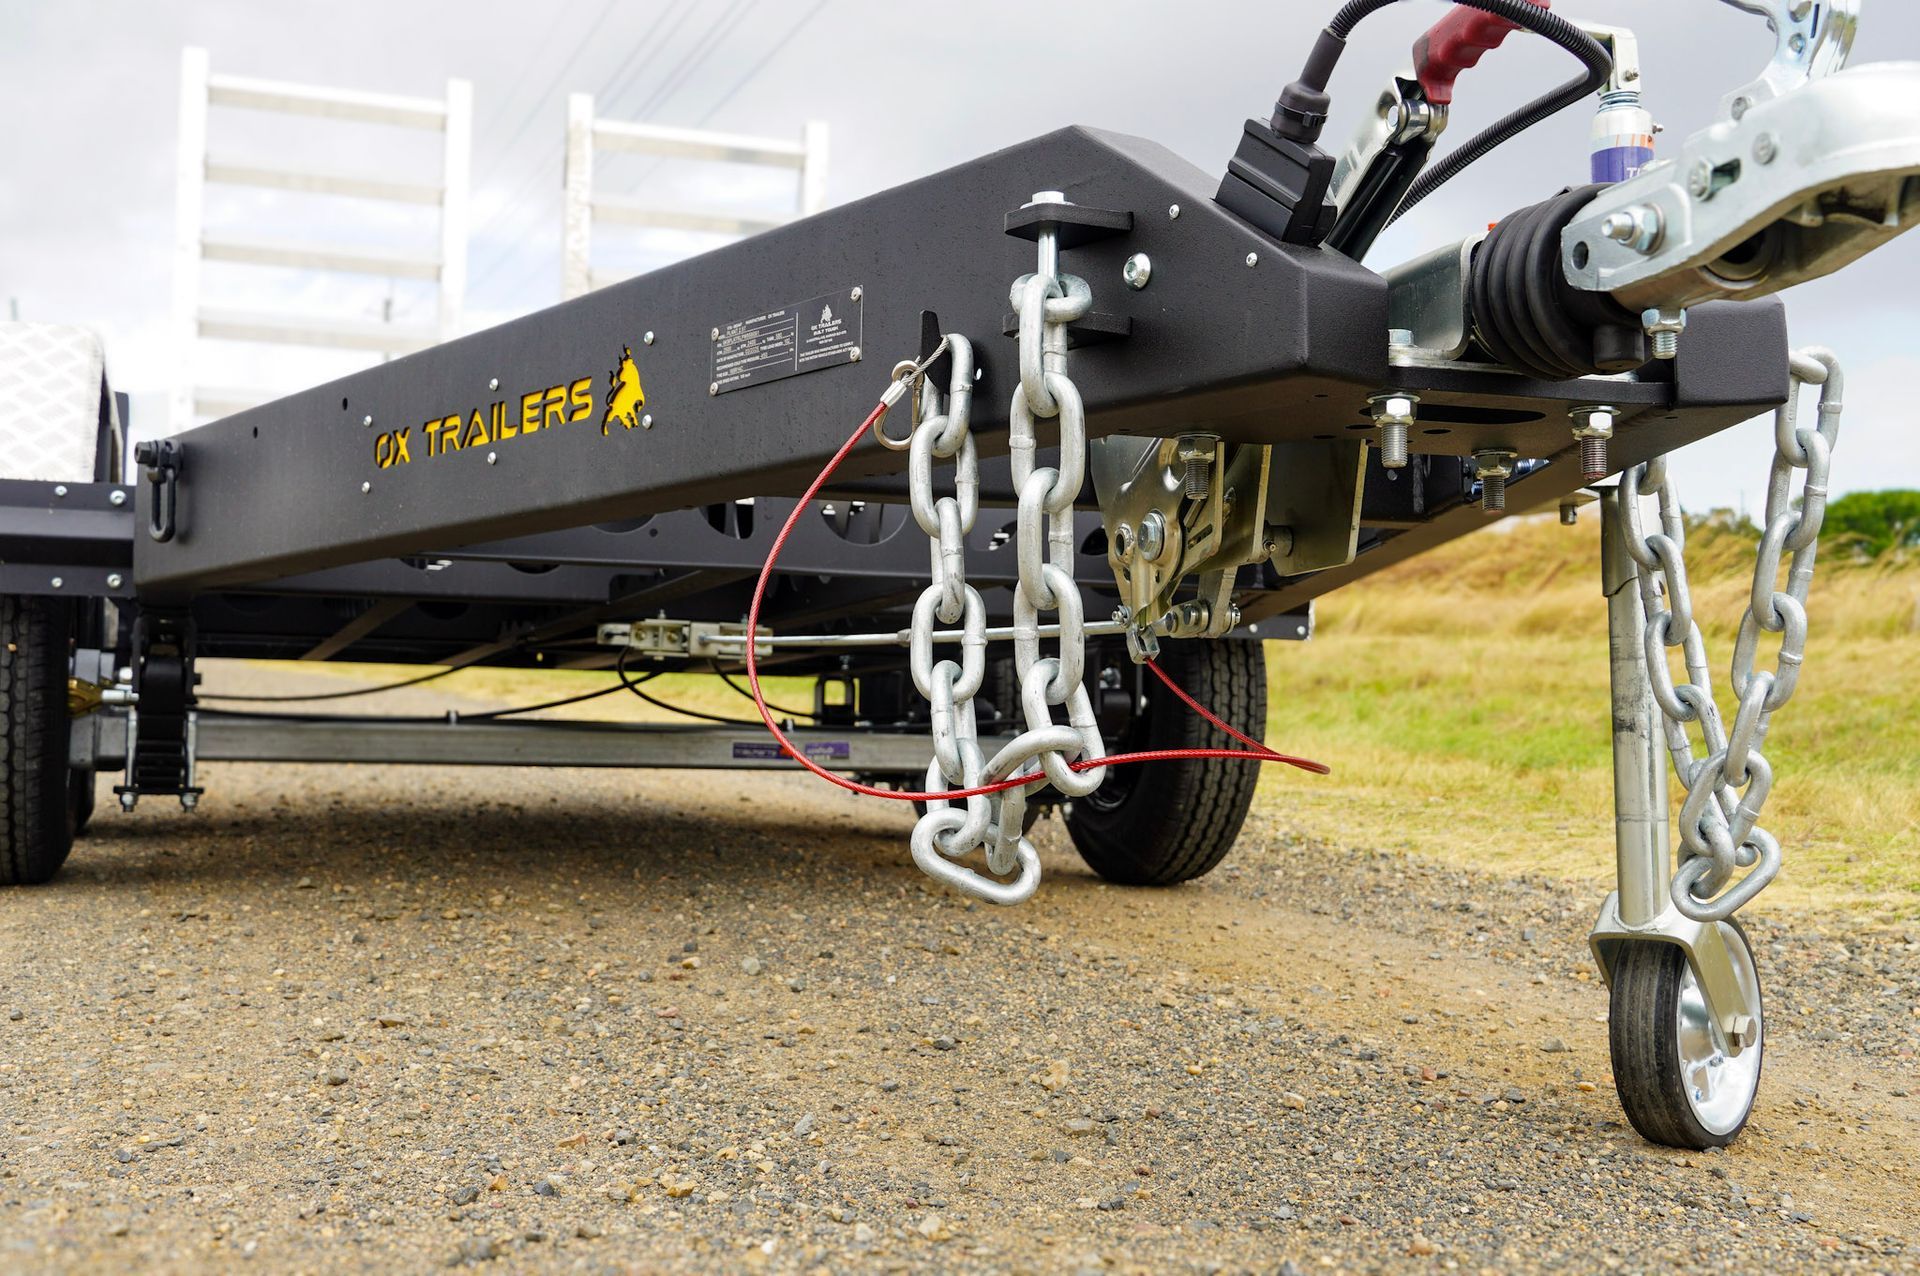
603,345,646,434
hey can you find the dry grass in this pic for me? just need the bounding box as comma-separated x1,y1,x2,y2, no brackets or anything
1263,513,1920,917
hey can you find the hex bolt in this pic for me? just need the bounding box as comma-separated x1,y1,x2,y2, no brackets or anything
1369,393,1418,470
1472,450,1517,515
1687,160,1715,199
109,489,127,506
1598,204,1662,254
1728,1014,1757,1049
1569,405,1618,480
1641,306,1688,360
1122,253,1153,290
1137,511,1167,561
1558,502,1580,527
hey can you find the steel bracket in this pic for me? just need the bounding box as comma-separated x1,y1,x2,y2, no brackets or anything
1590,893,1760,1055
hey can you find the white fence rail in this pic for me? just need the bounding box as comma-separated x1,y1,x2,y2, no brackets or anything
171,47,471,428
562,95,826,300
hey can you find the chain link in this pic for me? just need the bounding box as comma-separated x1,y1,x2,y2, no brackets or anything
1621,347,1842,922
904,238,1106,905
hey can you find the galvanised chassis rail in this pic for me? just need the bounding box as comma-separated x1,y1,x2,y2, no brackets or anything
120,125,1787,652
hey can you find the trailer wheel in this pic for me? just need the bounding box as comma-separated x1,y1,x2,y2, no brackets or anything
1064,638,1266,886
1,596,77,885
1608,923,1764,1149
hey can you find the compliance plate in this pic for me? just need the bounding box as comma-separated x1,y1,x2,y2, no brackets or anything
711,287,863,395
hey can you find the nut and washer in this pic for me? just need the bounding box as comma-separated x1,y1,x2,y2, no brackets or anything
1137,511,1168,561
1641,307,1688,360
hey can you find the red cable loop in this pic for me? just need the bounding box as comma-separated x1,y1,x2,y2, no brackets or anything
743,395,1329,804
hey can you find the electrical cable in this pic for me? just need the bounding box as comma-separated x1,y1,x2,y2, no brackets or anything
708,659,815,720
741,379,1330,806
196,670,649,725
615,649,778,728
1273,0,1609,222
200,663,467,703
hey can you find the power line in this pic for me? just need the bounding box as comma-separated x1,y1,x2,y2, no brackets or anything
470,0,832,306
626,0,761,124
466,0,727,297
469,0,624,195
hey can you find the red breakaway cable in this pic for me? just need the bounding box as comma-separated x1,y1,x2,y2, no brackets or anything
742,393,1330,804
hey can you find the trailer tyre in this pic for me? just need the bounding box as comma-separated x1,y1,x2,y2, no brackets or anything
1608,922,1764,1150
1064,639,1266,886
1,596,77,886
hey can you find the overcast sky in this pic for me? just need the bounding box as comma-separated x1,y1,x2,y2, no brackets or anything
3,0,1917,514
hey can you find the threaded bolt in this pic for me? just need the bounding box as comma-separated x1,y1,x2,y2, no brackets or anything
1369,393,1418,470
1472,450,1516,517
1579,435,1610,478
1641,307,1688,361
1569,405,1617,482
1186,456,1210,500
1481,471,1508,513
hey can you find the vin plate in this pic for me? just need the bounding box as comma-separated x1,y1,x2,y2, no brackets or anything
711,288,862,395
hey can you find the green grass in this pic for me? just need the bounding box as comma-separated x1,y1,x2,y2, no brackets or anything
1261,514,1920,919
239,511,1920,917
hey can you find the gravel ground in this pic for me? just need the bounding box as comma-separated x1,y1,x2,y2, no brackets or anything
1,665,1916,1274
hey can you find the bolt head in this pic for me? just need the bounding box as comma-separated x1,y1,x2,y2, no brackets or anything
643,331,655,345
486,451,497,465
363,414,374,427
641,414,653,429
1753,133,1777,165
360,481,371,494
49,576,62,589
1168,203,1181,220
53,484,67,497
106,573,123,589
710,327,720,340
849,286,862,302
1112,523,1135,558
1122,252,1153,290
1687,160,1715,199
1138,511,1168,561
488,377,500,391
1245,251,1259,267
709,382,720,396
109,489,127,506
1728,1013,1758,1048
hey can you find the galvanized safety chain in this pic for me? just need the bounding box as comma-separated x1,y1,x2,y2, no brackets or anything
1621,347,1842,922
901,243,1106,906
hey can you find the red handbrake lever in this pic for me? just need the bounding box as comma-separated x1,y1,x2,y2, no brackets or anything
1413,0,1551,106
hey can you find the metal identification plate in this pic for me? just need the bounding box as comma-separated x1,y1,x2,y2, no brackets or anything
711,287,863,395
